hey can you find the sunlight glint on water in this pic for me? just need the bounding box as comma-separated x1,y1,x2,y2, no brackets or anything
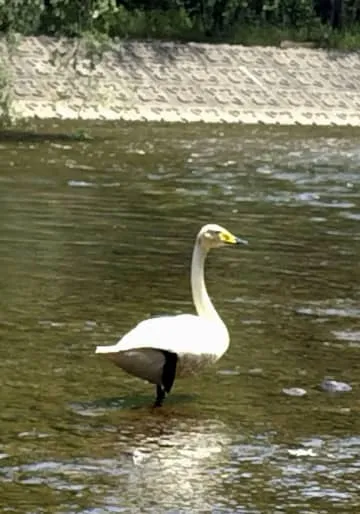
0,123,359,513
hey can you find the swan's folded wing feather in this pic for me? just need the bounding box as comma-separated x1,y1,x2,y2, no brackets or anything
96,314,228,357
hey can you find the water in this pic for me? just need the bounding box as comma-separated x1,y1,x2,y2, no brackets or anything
0,122,360,513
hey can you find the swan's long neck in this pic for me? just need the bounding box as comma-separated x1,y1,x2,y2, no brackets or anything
191,240,224,326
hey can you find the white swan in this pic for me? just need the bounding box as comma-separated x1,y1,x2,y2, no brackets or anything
96,223,248,406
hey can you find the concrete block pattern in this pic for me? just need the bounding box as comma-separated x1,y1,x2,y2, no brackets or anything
2,37,360,125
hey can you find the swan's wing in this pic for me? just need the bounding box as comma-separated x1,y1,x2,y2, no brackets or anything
96,314,227,357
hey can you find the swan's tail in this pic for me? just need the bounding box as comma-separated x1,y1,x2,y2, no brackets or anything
95,344,118,354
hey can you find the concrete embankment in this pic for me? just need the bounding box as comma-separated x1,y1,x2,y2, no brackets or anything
1,36,360,126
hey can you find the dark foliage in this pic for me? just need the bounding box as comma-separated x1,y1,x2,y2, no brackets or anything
0,0,359,42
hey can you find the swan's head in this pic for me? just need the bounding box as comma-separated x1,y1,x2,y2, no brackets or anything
197,223,248,249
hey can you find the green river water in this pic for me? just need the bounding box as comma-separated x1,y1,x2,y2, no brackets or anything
0,122,359,513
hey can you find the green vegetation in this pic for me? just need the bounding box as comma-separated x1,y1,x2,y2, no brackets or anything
0,63,11,127
0,0,359,49
0,32,20,128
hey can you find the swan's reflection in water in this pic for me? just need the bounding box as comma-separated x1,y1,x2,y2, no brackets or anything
102,416,231,512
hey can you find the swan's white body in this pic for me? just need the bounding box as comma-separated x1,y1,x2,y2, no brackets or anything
96,223,247,405
97,314,228,381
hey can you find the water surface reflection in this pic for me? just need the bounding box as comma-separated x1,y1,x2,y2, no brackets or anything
0,122,359,513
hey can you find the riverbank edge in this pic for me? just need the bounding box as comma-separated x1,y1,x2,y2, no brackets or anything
1,36,360,126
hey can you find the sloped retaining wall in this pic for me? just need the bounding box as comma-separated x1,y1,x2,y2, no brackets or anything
2,36,360,126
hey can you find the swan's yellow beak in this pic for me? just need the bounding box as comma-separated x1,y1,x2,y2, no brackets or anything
219,230,248,245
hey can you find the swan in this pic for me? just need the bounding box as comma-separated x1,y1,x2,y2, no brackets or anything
96,223,248,407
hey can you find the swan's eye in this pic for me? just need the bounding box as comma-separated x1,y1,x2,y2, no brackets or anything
204,230,221,240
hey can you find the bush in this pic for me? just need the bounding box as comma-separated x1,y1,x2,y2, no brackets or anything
0,0,359,48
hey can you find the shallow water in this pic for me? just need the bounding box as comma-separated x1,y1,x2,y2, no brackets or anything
0,122,360,513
